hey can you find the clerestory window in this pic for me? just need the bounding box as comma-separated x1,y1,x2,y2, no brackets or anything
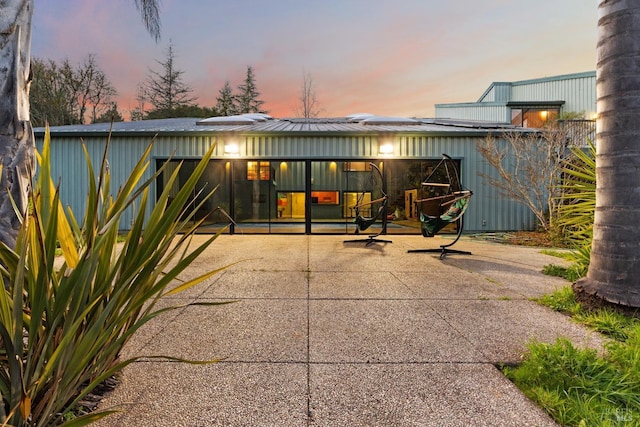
511,108,559,127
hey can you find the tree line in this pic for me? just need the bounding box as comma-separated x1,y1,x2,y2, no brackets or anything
30,44,268,126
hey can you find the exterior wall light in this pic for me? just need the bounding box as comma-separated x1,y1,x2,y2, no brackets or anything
224,143,239,155
379,143,394,155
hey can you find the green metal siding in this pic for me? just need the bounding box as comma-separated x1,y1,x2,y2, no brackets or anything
478,82,511,102
38,131,536,233
510,73,596,116
436,71,596,122
240,135,378,159
434,103,509,122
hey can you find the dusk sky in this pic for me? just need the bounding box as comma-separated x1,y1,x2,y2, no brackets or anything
32,1,597,119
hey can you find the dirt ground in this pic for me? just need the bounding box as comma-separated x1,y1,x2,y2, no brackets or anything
504,231,556,247
468,231,557,248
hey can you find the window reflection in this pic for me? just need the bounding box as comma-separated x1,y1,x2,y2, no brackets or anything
511,108,559,127
247,161,271,180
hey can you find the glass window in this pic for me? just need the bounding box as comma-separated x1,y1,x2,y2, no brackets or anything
311,191,339,205
511,109,523,125
344,191,371,218
247,161,270,180
343,161,372,172
511,108,559,127
156,159,231,232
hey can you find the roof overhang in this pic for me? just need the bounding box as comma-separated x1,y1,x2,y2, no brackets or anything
506,101,565,108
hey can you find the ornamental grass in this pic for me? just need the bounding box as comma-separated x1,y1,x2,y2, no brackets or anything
0,127,228,426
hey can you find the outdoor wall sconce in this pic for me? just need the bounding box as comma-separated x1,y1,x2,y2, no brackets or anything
224,143,239,155
378,143,394,155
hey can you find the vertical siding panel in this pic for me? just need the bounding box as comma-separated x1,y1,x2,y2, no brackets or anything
510,72,596,116
437,72,596,122
40,127,538,234
435,104,508,122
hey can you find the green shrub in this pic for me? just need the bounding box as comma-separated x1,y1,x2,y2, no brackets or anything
0,128,228,426
556,141,596,278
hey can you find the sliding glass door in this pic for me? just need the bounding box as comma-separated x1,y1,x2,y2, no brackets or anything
156,158,462,235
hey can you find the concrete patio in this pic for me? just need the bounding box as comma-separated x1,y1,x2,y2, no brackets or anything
95,235,604,426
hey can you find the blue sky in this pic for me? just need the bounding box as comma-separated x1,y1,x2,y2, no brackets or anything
32,0,597,118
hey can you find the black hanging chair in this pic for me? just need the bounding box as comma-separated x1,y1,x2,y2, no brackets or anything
408,154,473,259
344,162,392,246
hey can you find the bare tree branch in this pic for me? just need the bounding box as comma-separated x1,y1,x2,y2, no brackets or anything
294,70,321,118
476,124,568,231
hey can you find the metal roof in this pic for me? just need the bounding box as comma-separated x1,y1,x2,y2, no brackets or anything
35,114,520,136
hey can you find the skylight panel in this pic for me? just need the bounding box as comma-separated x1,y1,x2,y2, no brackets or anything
196,115,256,125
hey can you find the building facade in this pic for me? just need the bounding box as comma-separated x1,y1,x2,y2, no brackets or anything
36,114,536,235
37,72,596,236
435,71,596,126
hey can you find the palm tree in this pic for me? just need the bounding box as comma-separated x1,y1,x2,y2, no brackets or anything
0,0,160,250
574,0,640,308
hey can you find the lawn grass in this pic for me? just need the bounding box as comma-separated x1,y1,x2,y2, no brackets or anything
540,249,575,261
535,285,582,316
542,263,582,283
540,249,583,282
502,286,640,426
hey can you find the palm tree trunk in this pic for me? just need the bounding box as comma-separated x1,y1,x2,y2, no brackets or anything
574,0,640,307
0,0,35,250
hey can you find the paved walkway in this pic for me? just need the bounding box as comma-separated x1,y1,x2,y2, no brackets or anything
96,235,604,426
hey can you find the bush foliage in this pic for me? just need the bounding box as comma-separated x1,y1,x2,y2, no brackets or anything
0,128,227,426
556,141,596,278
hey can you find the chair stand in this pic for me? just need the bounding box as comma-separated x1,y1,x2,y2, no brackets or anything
407,219,470,259
344,235,393,247
408,246,471,260
344,226,392,246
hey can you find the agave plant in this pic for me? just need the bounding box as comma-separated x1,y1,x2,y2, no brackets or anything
0,127,229,426
557,140,596,277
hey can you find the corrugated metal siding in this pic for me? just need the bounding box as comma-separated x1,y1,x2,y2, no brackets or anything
151,135,221,157
479,83,511,102
394,135,534,232
435,104,509,122
39,131,536,234
37,134,220,230
438,72,596,123
477,83,511,103
241,135,378,159
480,86,496,102
39,138,91,225
493,83,511,102
511,74,596,115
